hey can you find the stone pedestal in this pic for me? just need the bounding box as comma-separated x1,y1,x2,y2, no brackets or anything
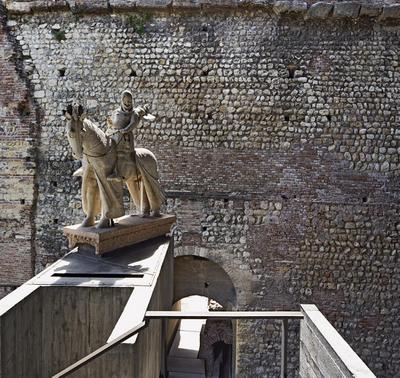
64,214,176,255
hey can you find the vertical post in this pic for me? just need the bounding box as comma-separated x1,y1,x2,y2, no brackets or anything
281,319,288,378
140,180,144,215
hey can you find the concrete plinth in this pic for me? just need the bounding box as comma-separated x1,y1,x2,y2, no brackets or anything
0,236,174,378
64,214,176,255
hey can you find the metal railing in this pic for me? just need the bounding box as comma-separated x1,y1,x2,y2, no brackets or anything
52,311,303,378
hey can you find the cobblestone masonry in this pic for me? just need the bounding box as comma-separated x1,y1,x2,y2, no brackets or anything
1,1,400,376
0,3,38,293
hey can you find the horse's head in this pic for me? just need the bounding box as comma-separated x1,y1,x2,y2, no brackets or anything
65,103,85,159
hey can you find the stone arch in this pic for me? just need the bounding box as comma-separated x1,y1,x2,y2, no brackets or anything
174,254,237,310
174,245,253,308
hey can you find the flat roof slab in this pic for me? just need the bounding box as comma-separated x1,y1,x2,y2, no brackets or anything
30,236,171,287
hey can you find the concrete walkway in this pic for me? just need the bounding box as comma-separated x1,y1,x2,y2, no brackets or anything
167,296,208,378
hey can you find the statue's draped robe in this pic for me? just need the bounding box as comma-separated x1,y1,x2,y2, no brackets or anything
81,120,125,219
135,147,165,210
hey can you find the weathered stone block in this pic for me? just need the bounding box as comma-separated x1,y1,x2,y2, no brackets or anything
4,1,33,13
33,90,45,98
6,0,69,14
379,4,400,20
238,0,273,6
201,0,238,7
109,0,137,9
35,0,69,11
359,4,382,18
305,2,333,19
273,0,308,15
333,1,361,18
172,0,201,7
68,0,109,12
136,0,171,7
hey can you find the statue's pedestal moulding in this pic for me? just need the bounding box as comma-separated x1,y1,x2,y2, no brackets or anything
64,214,176,255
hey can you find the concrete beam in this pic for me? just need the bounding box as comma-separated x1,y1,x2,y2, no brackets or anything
300,305,376,378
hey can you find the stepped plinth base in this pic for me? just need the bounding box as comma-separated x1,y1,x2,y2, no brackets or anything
64,214,176,255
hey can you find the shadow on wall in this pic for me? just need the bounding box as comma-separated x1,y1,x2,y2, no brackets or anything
173,255,237,310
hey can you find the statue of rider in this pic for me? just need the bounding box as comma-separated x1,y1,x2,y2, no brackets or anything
71,90,162,221
106,89,152,182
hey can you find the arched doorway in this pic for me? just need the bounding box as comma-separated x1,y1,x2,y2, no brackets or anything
170,255,238,378
173,255,237,309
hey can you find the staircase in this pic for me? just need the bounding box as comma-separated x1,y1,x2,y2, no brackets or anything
167,297,208,378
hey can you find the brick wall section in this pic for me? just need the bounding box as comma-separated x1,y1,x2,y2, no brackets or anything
1,6,400,377
0,5,37,294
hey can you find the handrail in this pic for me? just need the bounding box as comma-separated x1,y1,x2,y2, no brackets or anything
145,310,304,319
145,310,302,378
52,320,147,378
52,310,303,378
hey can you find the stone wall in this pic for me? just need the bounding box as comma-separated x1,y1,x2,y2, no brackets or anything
1,1,400,376
0,3,38,295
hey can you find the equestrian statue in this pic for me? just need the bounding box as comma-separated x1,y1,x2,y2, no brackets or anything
65,90,165,228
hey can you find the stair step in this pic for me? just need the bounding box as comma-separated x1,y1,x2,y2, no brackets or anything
167,357,205,374
169,328,202,358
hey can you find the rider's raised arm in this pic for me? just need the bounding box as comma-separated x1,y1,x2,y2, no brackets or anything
120,106,146,134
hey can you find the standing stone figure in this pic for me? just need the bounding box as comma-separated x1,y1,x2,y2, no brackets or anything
65,92,165,228
106,90,148,182
105,90,165,215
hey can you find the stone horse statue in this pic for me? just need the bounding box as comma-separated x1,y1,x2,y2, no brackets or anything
65,103,165,228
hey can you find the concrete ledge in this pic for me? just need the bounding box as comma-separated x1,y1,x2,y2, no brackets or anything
0,284,40,317
107,237,173,344
300,304,376,378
